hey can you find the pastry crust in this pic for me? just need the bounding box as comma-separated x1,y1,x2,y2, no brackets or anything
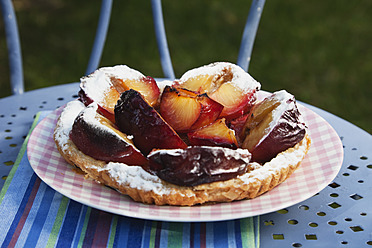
54,101,311,206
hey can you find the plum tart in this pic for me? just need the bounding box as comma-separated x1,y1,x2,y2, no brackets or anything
54,63,311,206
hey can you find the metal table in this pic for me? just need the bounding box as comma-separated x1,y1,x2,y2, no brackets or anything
0,83,371,247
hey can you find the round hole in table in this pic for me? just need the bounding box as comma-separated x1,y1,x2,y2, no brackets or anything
299,205,309,210
288,219,298,225
277,209,289,214
4,161,14,166
292,243,302,247
309,222,318,227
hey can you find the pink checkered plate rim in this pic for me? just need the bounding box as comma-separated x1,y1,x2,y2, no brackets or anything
27,91,343,222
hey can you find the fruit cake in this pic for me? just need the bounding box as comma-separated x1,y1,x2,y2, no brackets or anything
54,62,311,206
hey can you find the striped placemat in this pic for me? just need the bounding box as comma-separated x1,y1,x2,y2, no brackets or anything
0,111,259,248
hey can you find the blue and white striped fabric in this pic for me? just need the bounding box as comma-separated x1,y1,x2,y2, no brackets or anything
0,111,259,248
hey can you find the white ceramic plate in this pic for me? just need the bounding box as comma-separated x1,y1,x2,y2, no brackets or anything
27,94,343,222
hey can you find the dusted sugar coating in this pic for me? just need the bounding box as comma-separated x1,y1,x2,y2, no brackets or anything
54,100,86,152
241,90,306,163
179,62,261,93
148,146,251,186
80,65,147,104
69,103,148,166
78,65,160,122
114,89,187,155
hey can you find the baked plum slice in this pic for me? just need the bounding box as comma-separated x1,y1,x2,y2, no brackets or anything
115,89,187,155
78,85,119,123
159,86,223,132
187,118,238,149
79,65,160,122
148,146,251,187
227,113,250,145
241,90,306,163
177,62,260,119
70,103,148,166
159,86,201,132
110,75,160,107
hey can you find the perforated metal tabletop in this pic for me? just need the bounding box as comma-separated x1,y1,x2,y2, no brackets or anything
0,83,371,247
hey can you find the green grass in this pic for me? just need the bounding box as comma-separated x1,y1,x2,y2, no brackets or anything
1,0,371,133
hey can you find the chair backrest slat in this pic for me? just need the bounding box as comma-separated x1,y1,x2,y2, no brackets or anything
151,0,175,79
85,0,113,75
1,0,24,95
237,0,266,72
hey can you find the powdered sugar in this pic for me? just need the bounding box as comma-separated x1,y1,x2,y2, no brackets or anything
98,162,173,195
54,100,85,152
80,65,145,101
238,135,308,183
258,90,306,147
55,100,174,195
156,79,174,92
179,62,261,93
82,65,144,83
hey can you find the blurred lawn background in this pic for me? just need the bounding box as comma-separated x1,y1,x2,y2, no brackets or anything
0,0,371,133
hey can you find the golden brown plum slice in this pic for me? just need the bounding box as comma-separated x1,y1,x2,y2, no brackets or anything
114,89,187,155
190,93,224,130
110,75,160,107
187,118,238,149
241,90,306,163
159,86,201,132
70,103,148,166
209,84,256,119
178,62,260,120
148,146,251,186
159,86,223,132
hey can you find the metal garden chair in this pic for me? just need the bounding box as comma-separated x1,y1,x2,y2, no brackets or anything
1,0,265,95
